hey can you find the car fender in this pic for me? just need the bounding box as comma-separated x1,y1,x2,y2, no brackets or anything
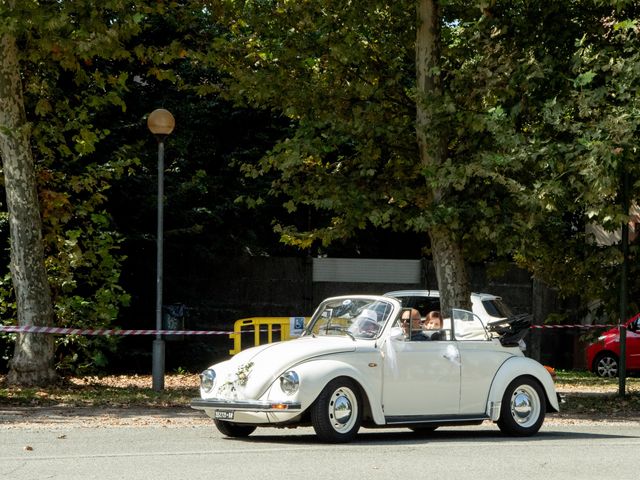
271,356,385,425
590,347,618,368
486,356,559,420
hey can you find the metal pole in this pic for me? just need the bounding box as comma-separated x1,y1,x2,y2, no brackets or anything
152,139,165,392
619,168,629,396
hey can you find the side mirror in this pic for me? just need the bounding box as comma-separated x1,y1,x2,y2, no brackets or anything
629,319,638,332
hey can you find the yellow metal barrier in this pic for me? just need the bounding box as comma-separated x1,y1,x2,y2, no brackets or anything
229,316,308,355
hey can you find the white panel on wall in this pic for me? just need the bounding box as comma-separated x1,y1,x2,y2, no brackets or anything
312,258,421,284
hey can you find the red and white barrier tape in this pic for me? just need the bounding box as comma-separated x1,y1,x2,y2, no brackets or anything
530,324,612,329
0,324,615,336
0,325,232,336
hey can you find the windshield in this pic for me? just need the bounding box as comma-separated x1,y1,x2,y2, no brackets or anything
304,297,395,339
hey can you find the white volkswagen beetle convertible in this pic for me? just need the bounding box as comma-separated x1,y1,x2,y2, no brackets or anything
191,295,559,443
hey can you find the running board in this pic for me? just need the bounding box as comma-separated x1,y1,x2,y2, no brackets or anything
384,414,489,425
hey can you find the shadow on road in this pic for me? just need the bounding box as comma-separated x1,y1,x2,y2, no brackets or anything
227,424,638,446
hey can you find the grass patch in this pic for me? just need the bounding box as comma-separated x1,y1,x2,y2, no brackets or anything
555,369,640,390
549,370,640,418
556,369,624,385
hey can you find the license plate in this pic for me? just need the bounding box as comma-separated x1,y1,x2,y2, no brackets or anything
215,410,234,420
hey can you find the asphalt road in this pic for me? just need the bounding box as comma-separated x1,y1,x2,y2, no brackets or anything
1,419,638,480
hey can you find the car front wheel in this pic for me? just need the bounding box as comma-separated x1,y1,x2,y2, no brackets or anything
497,376,545,436
310,378,362,443
214,419,257,438
594,352,619,378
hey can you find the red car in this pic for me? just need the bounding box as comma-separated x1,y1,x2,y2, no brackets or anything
586,314,640,377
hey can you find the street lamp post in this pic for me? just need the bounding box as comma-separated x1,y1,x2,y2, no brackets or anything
147,108,175,392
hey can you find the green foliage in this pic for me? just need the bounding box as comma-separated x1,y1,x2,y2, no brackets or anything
209,0,422,250
2,1,302,375
484,2,640,316
102,4,301,261
398,0,640,320
0,0,148,374
206,0,640,321
3,0,640,381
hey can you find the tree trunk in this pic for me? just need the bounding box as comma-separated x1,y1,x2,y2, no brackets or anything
429,227,472,313
0,26,57,385
416,0,471,314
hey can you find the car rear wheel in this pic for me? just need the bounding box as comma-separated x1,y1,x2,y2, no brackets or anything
310,378,362,443
214,419,257,438
594,352,619,378
497,376,545,436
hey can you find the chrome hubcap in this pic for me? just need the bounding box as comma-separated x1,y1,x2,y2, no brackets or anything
329,387,357,432
510,385,540,427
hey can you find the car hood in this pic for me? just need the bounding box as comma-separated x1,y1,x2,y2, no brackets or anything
210,335,357,400
598,324,627,340
592,314,639,342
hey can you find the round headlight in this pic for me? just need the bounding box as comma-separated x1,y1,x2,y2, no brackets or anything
200,369,216,393
279,371,299,395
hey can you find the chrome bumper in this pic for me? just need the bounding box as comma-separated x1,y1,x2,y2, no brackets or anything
190,398,302,412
